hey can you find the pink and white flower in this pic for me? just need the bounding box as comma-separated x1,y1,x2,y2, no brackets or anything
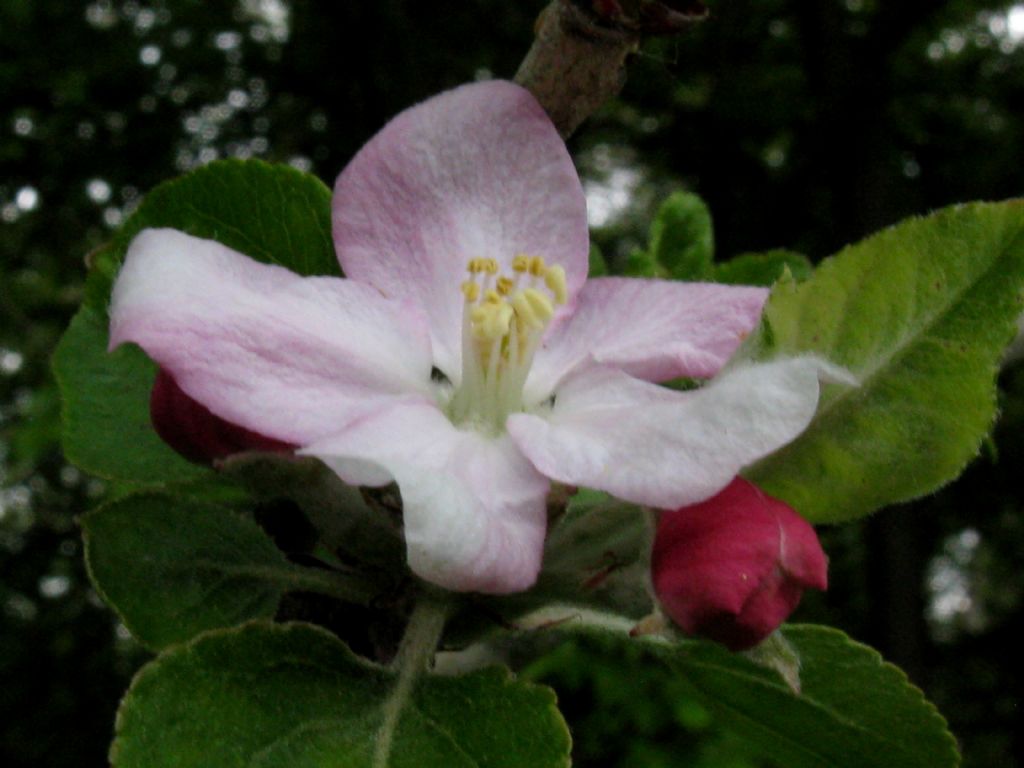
109,81,834,595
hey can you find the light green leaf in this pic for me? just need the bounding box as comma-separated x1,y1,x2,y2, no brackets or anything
626,190,714,279
714,248,813,285
743,201,1024,522
519,612,958,768
83,494,376,649
55,160,335,484
112,622,571,768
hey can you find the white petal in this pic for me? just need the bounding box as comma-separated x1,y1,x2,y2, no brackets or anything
303,402,550,594
509,359,834,509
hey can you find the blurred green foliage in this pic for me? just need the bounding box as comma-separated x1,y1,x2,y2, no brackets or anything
3,0,1024,766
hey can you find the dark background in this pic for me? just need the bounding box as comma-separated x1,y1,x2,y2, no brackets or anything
2,1,1023,765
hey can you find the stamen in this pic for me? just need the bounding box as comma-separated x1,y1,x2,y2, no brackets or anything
452,252,567,432
511,291,542,330
543,265,567,305
522,288,554,323
461,281,480,302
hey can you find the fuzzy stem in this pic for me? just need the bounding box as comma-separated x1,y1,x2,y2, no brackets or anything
373,589,452,767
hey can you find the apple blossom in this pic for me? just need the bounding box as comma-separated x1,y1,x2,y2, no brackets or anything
651,477,829,651
108,80,836,595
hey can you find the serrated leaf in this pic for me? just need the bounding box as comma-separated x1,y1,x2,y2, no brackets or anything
667,624,959,768
112,622,571,768
519,613,958,768
626,190,714,279
55,160,336,484
743,201,1024,522
714,248,813,286
83,494,375,649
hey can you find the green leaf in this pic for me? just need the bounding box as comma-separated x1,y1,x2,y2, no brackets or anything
83,494,376,649
743,201,1024,522
55,160,336,484
85,159,338,309
626,190,714,279
676,625,958,768
112,622,571,768
714,248,813,286
520,613,958,768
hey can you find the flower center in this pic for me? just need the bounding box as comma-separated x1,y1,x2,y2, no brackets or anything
448,254,567,432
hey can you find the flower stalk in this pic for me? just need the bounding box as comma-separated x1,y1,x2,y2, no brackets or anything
374,589,453,766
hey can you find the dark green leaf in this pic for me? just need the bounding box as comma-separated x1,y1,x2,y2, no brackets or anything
84,159,337,309
112,622,571,767
671,625,958,768
83,494,375,649
520,613,958,768
743,201,1024,522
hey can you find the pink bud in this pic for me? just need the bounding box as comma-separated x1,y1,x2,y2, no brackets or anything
150,368,295,465
651,477,828,651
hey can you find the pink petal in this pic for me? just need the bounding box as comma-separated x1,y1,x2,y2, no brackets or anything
508,358,828,510
303,402,550,594
110,228,434,446
332,80,589,381
526,278,768,401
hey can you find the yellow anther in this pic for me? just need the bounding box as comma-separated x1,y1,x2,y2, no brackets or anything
522,288,555,323
512,254,530,273
467,258,482,274
529,256,547,276
470,304,489,324
543,265,568,305
483,258,499,275
490,302,513,337
461,281,480,302
496,276,514,296
471,300,512,341
511,290,544,330
484,289,502,304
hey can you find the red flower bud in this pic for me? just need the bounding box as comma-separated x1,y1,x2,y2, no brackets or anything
651,477,827,651
150,368,295,465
